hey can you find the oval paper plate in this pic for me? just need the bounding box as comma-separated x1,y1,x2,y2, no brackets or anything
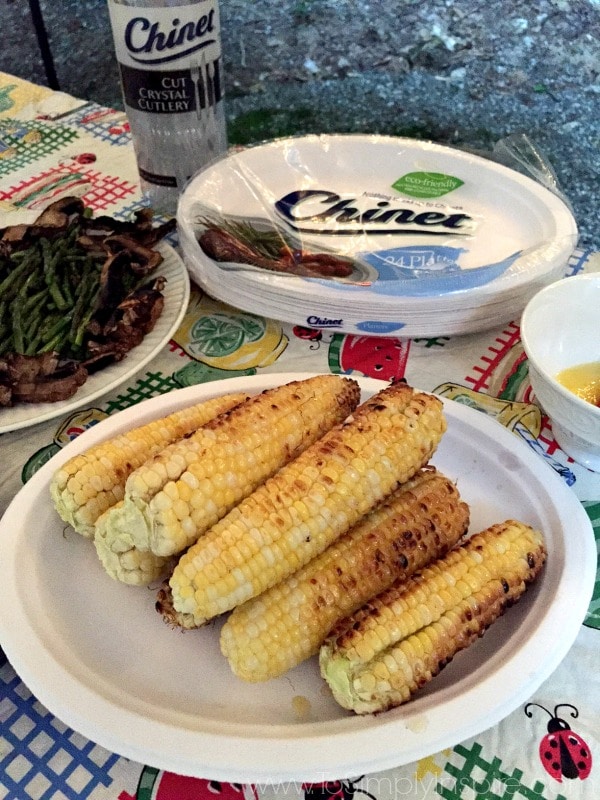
0,374,595,782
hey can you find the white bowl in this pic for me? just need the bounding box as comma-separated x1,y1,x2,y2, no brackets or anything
521,274,600,471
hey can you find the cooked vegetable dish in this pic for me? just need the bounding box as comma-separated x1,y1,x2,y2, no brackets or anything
0,197,175,406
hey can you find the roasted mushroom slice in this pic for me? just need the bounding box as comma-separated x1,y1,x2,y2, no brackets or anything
0,352,88,405
103,234,164,275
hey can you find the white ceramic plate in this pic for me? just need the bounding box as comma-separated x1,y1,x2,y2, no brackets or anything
0,374,595,782
0,244,190,434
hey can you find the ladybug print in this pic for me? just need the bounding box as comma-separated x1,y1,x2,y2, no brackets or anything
73,152,97,164
293,326,323,349
302,777,376,800
525,702,592,782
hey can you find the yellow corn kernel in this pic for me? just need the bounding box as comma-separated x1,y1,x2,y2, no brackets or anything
166,383,446,627
320,520,546,713
98,375,361,559
220,467,469,681
51,392,247,537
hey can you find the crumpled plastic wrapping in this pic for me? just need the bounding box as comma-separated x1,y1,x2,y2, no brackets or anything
491,132,574,215
177,133,578,336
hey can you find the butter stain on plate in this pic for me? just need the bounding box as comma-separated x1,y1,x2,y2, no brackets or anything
406,715,429,734
291,694,312,720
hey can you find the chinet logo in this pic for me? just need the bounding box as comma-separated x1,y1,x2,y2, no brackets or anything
306,316,343,327
275,189,477,236
124,12,217,65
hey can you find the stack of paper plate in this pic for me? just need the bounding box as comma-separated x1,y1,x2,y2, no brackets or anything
177,134,577,337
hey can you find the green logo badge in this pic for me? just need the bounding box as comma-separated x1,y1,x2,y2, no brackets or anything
392,172,464,199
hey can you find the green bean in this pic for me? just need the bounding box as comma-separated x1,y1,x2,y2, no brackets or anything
18,264,43,300
21,287,48,315
46,313,72,339
22,301,42,330
67,223,81,245
23,316,39,340
38,315,72,354
59,262,75,307
69,271,94,337
11,299,25,354
42,248,69,311
72,281,101,350
0,254,33,297
23,317,43,355
39,331,65,354
67,260,86,301
9,249,30,260
24,313,48,354
37,311,62,337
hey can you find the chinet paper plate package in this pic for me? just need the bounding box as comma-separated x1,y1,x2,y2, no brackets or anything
177,134,577,337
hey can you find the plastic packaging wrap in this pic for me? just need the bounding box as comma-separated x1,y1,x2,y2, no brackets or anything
492,132,574,213
177,134,577,337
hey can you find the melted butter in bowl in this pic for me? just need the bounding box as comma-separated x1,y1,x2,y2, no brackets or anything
556,362,600,407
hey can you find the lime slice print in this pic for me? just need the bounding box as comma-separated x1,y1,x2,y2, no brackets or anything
235,315,265,342
191,314,265,358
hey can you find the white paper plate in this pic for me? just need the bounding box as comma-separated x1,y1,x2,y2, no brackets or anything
178,135,577,336
0,244,190,434
0,374,595,783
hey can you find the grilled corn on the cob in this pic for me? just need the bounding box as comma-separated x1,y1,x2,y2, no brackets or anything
320,519,546,714
95,502,174,585
164,382,446,627
220,467,469,681
96,375,361,559
51,392,247,537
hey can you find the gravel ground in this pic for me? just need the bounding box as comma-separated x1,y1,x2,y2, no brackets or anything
3,0,600,246
218,0,600,248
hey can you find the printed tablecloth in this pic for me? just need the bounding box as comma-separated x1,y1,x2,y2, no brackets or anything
0,72,599,800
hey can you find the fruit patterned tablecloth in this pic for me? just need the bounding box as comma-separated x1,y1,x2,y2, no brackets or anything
0,71,599,800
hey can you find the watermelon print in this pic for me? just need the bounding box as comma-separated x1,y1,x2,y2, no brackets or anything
328,334,411,381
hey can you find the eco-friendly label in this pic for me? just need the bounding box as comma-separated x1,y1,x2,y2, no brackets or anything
392,172,464,199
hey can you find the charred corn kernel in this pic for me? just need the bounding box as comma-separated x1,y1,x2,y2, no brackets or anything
97,375,361,559
166,383,446,627
220,467,470,681
319,520,546,714
94,501,174,585
50,392,247,537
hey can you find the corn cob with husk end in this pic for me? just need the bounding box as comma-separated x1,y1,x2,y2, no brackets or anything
50,392,248,537
94,500,175,585
162,382,446,628
319,520,546,714
96,375,361,561
220,466,469,681
156,580,199,629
